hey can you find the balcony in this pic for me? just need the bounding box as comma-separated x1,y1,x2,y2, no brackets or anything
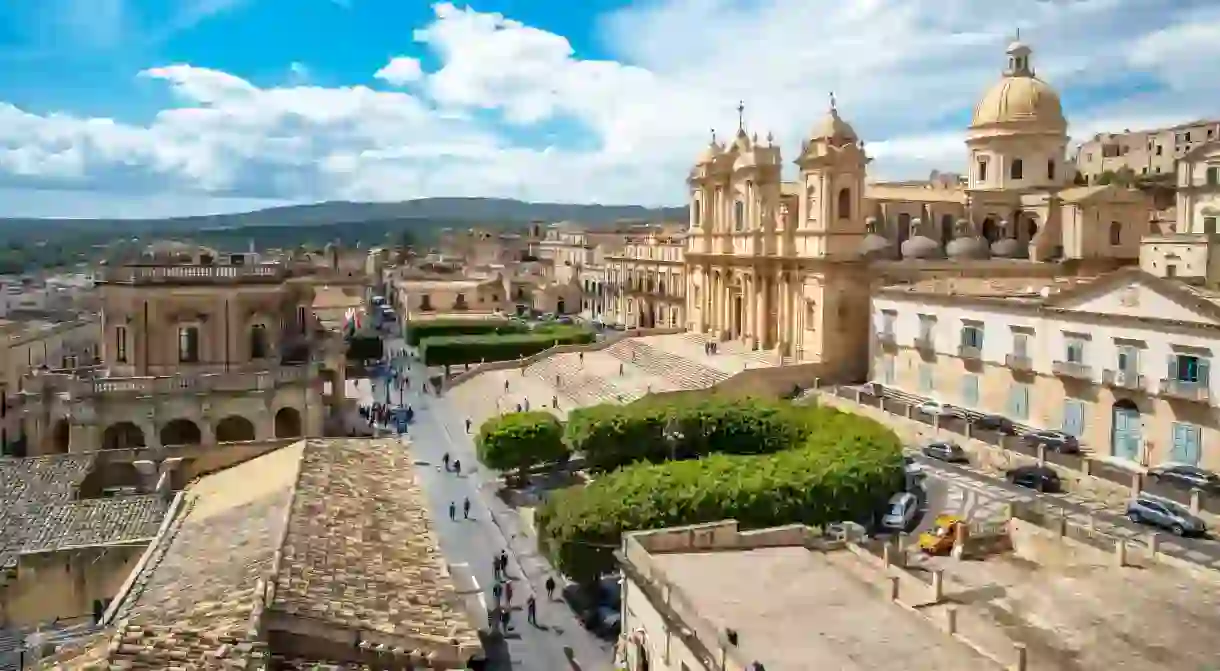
1052,360,1093,380
957,344,982,360
1158,378,1211,403
914,335,935,353
877,331,897,348
1102,369,1146,391
1005,353,1034,371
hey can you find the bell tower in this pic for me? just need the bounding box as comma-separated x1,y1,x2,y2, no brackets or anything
793,95,870,259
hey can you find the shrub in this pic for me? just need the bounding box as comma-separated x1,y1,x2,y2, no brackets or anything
405,318,524,346
536,405,904,584
476,411,569,477
564,396,807,472
419,327,594,367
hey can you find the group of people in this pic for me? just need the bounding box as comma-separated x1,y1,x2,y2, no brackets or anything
487,550,559,634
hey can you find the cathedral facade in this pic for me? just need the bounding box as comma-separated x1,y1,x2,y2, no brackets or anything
682,40,1153,380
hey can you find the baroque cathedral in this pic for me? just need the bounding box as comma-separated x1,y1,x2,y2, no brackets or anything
682,40,1152,380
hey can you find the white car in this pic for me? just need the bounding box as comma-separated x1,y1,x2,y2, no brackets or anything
882,492,919,530
916,400,961,418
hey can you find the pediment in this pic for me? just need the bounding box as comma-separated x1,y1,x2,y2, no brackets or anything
1047,272,1220,326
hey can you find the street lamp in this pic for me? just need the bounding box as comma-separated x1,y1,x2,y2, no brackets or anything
663,417,683,461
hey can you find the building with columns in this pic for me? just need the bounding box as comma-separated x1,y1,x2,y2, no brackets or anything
683,39,1153,380
16,243,350,454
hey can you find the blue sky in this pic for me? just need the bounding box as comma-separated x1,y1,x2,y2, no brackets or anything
0,0,1218,218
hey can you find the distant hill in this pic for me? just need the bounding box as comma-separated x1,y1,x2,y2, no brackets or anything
0,197,689,238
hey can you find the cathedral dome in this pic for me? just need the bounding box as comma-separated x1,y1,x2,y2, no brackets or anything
860,217,894,260
901,236,942,260
695,140,723,165
946,236,990,260
970,42,1065,133
809,105,857,144
990,237,1024,258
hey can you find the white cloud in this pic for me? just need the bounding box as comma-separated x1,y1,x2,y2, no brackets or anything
374,57,423,86
2,0,1220,216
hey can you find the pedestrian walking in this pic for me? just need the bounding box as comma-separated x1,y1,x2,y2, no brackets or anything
526,595,537,625
500,608,511,632
465,418,472,434
463,497,471,519
448,501,456,520
545,576,556,600
442,452,450,470
491,582,502,606
579,351,584,364
493,557,501,581
504,580,514,605
499,550,509,575
453,459,461,475
504,380,510,393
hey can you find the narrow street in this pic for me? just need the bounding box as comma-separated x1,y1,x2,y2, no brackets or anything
349,336,614,671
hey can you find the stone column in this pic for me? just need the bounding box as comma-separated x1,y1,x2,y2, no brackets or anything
754,275,765,350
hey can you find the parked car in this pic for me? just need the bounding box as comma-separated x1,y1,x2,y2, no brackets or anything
921,441,969,463
881,492,919,530
1126,493,1207,537
1147,463,1220,494
972,414,1016,434
1006,465,1061,492
903,456,926,484
915,401,962,419
1022,430,1080,454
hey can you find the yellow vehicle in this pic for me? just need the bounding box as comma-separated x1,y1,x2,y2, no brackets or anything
918,514,963,555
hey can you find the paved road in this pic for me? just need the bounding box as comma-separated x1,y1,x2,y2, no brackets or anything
354,338,614,671
912,452,1220,570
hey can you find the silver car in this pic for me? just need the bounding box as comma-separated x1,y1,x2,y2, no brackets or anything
1126,493,1207,537
882,492,919,531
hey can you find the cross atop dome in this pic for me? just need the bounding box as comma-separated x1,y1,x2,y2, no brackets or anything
737,101,745,131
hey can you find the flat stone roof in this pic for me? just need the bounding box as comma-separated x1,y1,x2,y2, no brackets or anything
878,276,1099,301
651,546,991,671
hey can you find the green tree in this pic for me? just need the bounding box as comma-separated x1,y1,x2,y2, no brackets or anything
476,411,569,481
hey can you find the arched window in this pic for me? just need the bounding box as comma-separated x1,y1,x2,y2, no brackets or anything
178,325,200,363
1010,159,1024,180
249,324,268,359
692,199,702,227
1047,159,1056,181
836,188,851,220
1109,222,1122,246
733,200,745,230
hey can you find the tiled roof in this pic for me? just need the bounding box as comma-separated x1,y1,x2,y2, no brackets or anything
18,495,166,554
0,455,95,569
43,438,482,670
273,439,480,654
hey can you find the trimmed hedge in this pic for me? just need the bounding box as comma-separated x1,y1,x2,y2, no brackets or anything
419,326,594,367
536,404,904,584
405,318,524,346
477,411,569,476
564,396,806,473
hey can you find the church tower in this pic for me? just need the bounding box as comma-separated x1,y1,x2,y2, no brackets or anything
793,96,871,259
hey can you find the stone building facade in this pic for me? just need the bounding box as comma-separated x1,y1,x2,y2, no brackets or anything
681,40,1152,380
17,244,348,454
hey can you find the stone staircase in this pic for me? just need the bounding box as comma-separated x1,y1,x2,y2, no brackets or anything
605,339,729,390
527,354,633,406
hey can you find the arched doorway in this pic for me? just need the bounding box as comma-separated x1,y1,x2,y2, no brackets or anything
274,407,303,438
215,415,256,443
159,419,202,447
1110,399,1141,461
982,217,999,243
896,213,912,245
556,298,566,314
49,419,70,454
940,214,954,243
102,422,146,450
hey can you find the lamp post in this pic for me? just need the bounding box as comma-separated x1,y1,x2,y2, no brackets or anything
663,417,683,461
